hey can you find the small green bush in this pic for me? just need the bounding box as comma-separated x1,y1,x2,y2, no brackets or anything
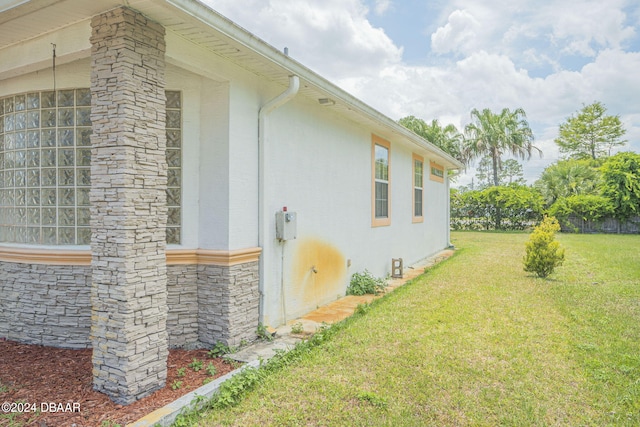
347,270,386,296
256,323,274,341
523,216,565,278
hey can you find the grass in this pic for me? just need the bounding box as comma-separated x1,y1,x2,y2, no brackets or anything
189,231,640,426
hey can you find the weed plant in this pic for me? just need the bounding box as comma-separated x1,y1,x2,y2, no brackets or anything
346,270,386,295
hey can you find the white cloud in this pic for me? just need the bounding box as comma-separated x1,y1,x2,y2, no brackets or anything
429,1,636,73
374,0,392,15
431,9,481,55
548,1,636,56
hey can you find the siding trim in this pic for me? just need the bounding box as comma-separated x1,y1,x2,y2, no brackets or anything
0,246,262,266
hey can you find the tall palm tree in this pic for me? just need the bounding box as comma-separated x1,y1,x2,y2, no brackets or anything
464,108,541,186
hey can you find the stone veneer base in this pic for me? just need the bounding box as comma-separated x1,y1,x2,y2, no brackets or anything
0,260,259,349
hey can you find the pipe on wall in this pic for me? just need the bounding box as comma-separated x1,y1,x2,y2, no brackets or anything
257,75,300,324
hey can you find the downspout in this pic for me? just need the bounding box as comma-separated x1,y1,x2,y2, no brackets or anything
258,75,300,324
446,169,453,248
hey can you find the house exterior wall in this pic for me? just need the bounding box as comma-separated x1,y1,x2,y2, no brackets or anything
227,81,261,250
259,96,451,326
166,265,199,347
197,261,260,347
0,50,451,335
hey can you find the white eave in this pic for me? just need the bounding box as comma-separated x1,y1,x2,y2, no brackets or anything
0,0,463,170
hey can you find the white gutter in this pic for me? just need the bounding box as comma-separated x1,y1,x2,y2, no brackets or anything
257,75,300,323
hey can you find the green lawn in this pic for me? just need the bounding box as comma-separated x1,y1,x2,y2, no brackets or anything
192,231,640,427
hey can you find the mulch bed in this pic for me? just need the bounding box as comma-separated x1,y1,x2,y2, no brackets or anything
0,340,237,426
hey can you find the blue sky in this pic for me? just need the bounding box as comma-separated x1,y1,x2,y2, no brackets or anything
204,0,640,185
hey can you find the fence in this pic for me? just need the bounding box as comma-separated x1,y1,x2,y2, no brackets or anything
561,216,640,234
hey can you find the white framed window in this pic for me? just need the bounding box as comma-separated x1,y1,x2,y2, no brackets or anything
372,135,391,227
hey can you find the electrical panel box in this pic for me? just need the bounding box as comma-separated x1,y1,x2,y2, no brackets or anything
276,210,297,241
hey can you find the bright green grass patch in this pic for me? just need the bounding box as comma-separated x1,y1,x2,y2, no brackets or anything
190,231,639,427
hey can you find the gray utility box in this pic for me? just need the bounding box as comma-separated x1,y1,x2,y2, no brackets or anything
276,210,297,241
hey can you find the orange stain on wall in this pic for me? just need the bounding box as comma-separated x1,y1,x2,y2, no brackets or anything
291,238,346,309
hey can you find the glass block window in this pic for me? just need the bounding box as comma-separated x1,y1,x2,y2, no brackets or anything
0,89,91,245
165,90,182,245
0,89,182,245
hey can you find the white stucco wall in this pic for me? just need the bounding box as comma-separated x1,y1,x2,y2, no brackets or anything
258,94,451,326
166,29,262,251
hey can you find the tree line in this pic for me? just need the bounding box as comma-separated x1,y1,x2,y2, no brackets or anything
399,102,640,231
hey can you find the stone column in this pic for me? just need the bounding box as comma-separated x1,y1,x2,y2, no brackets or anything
89,7,168,405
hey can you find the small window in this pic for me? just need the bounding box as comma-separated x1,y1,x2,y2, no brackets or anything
372,135,391,227
413,154,424,222
430,161,444,183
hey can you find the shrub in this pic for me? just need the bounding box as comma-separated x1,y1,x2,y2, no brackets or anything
450,185,544,231
600,151,640,220
549,194,615,232
523,216,565,278
549,194,614,222
347,270,386,296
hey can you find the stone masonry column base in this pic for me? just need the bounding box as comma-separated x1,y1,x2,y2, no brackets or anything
198,261,260,347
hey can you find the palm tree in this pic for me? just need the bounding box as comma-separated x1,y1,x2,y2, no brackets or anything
464,108,541,187
534,159,601,206
398,116,465,164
